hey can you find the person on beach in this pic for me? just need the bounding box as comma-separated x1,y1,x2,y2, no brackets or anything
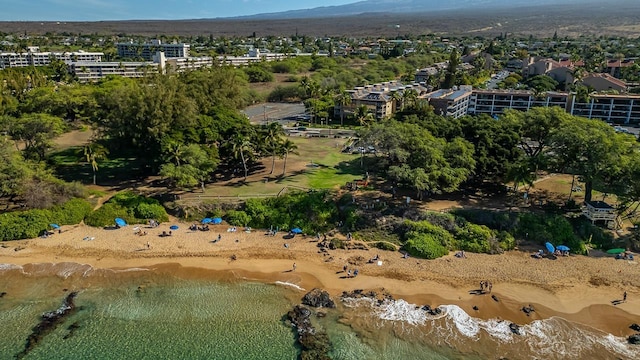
146,242,150,249
624,291,627,302
354,269,359,277
343,265,348,273
292,263,297,272
347,270,351,278
218,234,222,242
488,282,493,293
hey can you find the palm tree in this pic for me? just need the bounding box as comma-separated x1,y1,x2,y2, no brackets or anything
335,91,352,126
402,89,418,110
390,90,403,112
281,139,299,176
354,105,374,127
83,143,108,185
264,123,284,175
231,134,254,181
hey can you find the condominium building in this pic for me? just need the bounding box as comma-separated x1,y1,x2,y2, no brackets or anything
116,40,190,60
68,61,159,82
0,50,103,69
335,81,430,120
425,88,472,119
469,90,571,116
570,94,640,124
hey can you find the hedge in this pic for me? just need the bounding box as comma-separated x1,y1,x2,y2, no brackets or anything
0,198,92,241
84,191,169,227
403,231,449,259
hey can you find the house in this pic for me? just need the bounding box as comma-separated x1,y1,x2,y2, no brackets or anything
582,201,616,225
605,59,635,78
581,73,627,92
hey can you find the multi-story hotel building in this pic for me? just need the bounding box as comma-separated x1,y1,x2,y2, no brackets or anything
425,88,473,119
116,40,190,60
0,50,103,69
68,61,159,82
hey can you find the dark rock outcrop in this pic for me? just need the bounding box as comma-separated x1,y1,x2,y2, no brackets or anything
628,333,640,345
302,288,335,308
16,292,78,359
630,323,640,332
509,323,521,335
421,304,442,316
286,305,331,360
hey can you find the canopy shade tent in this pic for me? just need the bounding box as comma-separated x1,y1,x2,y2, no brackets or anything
115,218,127,227
170,225,179,230
49,224,60,230
557,245,570,252
291,228,303,234
212,218,223,224
545,242,555,254
201,218,213,224
606,248,626,254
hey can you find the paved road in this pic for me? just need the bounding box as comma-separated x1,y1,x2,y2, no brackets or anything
486,70,510,90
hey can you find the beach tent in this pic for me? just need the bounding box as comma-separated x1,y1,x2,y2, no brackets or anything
170,225,179,230
545,242,555,254
212,217,223,224
291,228,303,234
606,248,626,255
49,223,60,230
201,218,213,224
115,218,127,227
557,245,570,252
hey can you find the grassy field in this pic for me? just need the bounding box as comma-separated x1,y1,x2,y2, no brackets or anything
185,137,363,199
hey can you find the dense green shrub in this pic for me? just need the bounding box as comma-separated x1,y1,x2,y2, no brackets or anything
419,211,460,232
452,209,517,231
403,231,449,259
134,203,169,222
375,241,397,251
225,210,252,226
329,238,347,250
84,192,168,227
0,198,93,241
84,203,134,227
497,231,516,251
456,223,493,253
403,220,456,249
244,191,337,233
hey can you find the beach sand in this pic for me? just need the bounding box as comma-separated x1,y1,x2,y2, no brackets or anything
1,222,639,336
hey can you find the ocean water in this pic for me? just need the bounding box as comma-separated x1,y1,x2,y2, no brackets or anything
0,263,638,360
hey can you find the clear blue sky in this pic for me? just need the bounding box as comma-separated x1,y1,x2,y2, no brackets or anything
0,0,357,21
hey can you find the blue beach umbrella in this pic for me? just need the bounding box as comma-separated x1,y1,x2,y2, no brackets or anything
557,245,570,252
49,223,60,230
212,217,223,224
291,228,303,234
545,242,555,254
115,218,127,227
170,225,179,230
201,218,213,224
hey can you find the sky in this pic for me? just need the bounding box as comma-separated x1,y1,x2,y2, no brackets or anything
0,0,358,21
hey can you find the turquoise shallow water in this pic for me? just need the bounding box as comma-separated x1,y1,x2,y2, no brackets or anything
1,263,638,360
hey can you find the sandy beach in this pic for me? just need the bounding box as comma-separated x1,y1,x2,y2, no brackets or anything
1,221,639,337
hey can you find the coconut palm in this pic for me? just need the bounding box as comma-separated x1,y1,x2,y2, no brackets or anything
264,123,284,175
231,134,254,181
402,89,419,110
354,105,374,127
281,139,299,176
335,91,352,126
390,90,403,112
83,143,108,185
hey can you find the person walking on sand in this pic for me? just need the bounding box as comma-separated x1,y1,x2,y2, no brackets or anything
146,242,150,249
624,291,627,302
292,263,297,272
488,282,493,293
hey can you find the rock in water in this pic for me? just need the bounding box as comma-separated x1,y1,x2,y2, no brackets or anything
630,323,640,332
302,288,336,308
509,323,521,335
286,305,331,360
629,334,640,345
16,292,78,359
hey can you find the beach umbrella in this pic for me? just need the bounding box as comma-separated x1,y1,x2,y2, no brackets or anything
115,218,127,227
170,225,179,230
201,218,213,224
557,245,570,252
212,217,223,224
606,248,626,255
291,228,303,234
545,242,555,254
49,223,60,230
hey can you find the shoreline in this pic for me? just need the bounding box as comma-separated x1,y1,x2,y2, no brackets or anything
1,223,639,337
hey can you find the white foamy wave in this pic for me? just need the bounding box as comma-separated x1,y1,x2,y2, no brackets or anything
274,281,305,291
20,262,94,279
110,267,150,273
440,305,480,338
0,263,23,271
376,299,429,326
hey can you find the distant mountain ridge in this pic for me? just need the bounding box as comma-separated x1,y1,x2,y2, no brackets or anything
238,0,606,19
